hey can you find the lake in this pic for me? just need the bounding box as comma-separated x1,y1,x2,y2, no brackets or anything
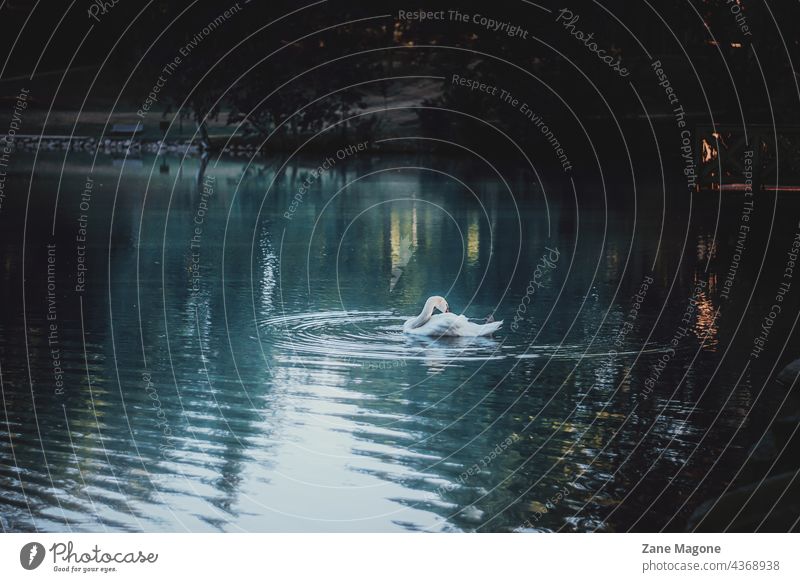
0,150,796,532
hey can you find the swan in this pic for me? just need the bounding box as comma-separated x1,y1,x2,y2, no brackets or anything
402,296,502,337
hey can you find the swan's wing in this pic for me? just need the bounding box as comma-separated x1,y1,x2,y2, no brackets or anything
405,314,502,337
455,318,502,337
404,313,462,336
473,319,503,336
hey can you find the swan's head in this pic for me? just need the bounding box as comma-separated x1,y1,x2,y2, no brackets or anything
428,295,449,313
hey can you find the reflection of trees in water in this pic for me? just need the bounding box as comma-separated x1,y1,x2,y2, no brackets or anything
11,158,277,529
2,151,796,530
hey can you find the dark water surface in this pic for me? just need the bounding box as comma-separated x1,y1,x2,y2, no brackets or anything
0,152,797,532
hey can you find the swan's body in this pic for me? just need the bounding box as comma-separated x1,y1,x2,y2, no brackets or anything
404,312,503,337
403,296,502,337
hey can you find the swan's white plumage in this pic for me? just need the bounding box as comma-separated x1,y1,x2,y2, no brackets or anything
403,312,502,337
403,296,502,337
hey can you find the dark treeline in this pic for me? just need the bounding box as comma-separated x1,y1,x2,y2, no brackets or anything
0,0,797,149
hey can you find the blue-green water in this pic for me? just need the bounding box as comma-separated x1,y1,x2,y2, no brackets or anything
0,151,794,532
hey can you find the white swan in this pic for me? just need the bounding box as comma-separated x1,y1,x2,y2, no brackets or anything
403,296,502,337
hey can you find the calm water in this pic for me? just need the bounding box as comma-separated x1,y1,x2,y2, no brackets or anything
0,151,796,532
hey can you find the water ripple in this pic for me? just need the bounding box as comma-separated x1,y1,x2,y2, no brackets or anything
260,310,505,367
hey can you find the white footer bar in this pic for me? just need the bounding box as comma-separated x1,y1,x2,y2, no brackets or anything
1,533,796,581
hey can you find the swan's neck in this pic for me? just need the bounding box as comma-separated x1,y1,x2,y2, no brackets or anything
408,300,436,329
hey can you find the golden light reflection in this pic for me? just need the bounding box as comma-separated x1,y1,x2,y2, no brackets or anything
701,138,718,163
389,204,417,292
466,215,480,264
696,234,718,261
706,272,718,295
692,278,719,349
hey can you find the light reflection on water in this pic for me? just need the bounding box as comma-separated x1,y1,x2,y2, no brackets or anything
0,152,791,532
